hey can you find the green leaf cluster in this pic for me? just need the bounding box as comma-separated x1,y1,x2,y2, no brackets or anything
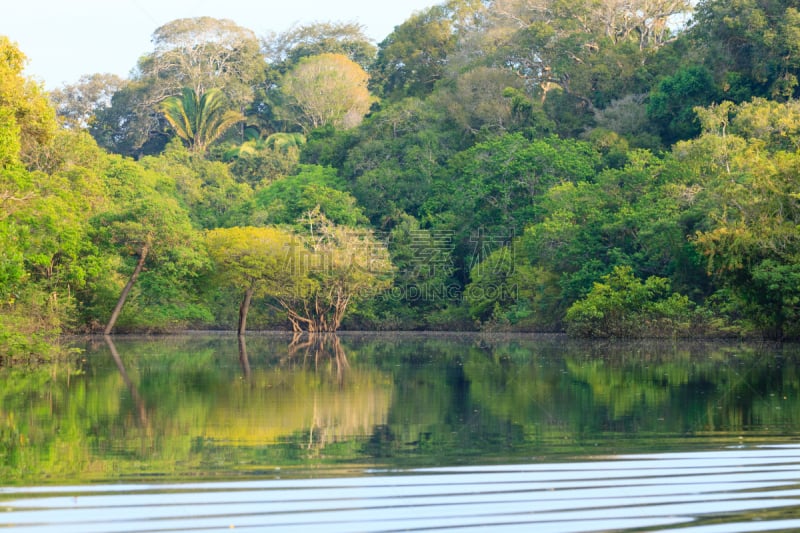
565,266,700,338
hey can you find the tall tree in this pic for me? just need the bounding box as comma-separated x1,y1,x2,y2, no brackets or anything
647,66,719,144
90,79,168,158
49,73,125,130
91,17,264,156
428,66,532,137
462,0,692,120
262,22,377,71
679,99,800,337
444,132,602,264
690,0,800,101
370,4,459,100
139,17,265,107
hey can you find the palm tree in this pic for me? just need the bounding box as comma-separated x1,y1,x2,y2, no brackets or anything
160,87,243,152
265,132,306,152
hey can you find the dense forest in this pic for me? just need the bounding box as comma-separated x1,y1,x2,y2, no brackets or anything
3,0,800,360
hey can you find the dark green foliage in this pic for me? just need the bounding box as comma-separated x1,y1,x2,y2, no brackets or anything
647,67,719,145
90,81,170,158
219,133,305,187
744,260,800,339
336,97,464,224
140,140,253,229
470,149,713,331
370,5,458,101
565,266,701,338
691,0,800,101
251,164,367,228
445,133,601,233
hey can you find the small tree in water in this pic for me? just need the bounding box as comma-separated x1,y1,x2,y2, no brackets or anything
277,209,393,332
206,226,296,336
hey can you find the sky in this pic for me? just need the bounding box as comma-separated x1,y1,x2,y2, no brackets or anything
3,0,441,89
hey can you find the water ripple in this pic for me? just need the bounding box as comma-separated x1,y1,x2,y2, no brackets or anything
2,446,800,532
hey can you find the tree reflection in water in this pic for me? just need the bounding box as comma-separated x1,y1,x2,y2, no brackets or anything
96,333,388,465
288,332,349,387
237,334,251,381
104,334,149,430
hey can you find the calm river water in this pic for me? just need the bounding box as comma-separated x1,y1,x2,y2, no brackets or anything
2,332,800,531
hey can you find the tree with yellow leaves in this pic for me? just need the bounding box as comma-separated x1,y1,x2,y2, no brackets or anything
206,226,296,336
279,53,374,134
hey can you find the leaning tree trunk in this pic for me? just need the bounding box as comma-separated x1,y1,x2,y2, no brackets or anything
104,243,149,335
238,285,255,336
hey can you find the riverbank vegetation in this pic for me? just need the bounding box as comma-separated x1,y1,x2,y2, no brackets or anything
4,0,800,360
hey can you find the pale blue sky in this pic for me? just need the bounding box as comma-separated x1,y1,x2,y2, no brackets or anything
3,0,441,88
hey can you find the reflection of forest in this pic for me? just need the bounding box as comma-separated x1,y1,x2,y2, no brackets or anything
2,335,800,483
465,338,800,438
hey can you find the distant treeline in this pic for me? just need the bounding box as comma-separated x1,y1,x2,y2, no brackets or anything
4,0,800,361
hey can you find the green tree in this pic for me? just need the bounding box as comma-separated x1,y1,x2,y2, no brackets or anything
93,160,207,334
428,66,532,137
90,79,168,158
430,133,603,295
473,148,709,331
160,87,244,153
207,215,392,333
220,132,306,187
0,41,109,357
0,36,56,166
647,66,718,145
49,73,125,130
91,18,264,156
262,22,377,71
328,96,463,224
690,0,800,101
140,140,253,229
445,133,601,239
678,99,800,337
250,164,367,227
375,213,464,329
138,17,264,108
206,226,296,335
565,265,698,337
470,0,692,121
370,4,460,100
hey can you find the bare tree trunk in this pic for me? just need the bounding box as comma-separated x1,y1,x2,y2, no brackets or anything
238,285,255,336
104,243,149,335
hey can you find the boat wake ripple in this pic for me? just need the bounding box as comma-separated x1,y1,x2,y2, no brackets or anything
2,445,800,532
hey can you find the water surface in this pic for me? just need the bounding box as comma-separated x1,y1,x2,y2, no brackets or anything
1,333,799,530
